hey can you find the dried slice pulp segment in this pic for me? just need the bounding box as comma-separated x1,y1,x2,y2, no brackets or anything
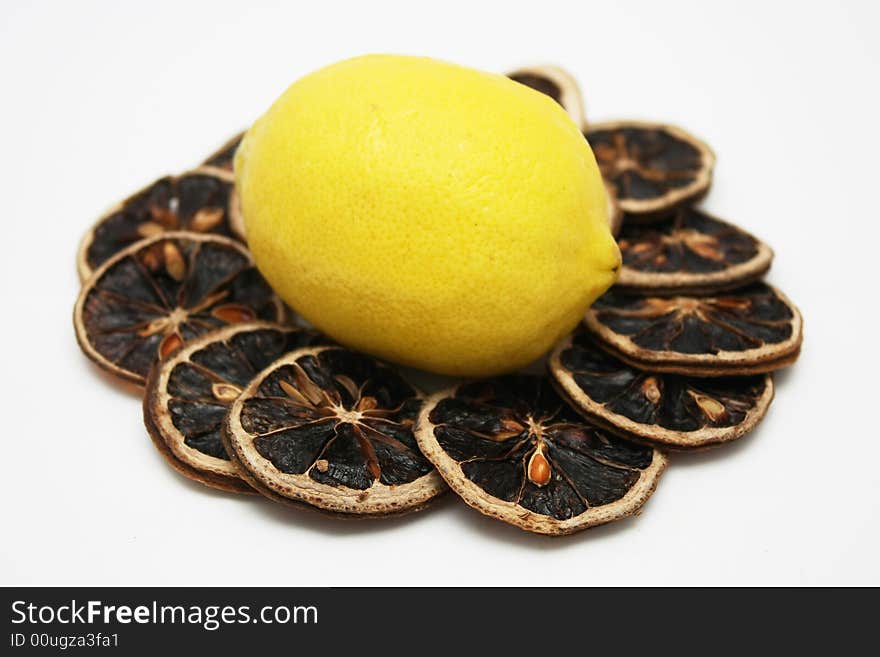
549,329,774,449
74,232,285,385
506,65,586,130
224,346,446,516
616,206,773,295
415,375,666,535
77,168,244,282
143,322,329,492
583,283,803,376
585,120,715,219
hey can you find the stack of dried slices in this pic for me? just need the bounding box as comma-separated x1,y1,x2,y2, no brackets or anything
73,66,803,536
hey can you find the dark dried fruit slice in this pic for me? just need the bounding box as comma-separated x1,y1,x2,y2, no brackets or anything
585,120,715,219
549,328,774,449
615,206,774,295
200,132,244,173
415,375,666,535
77,169,244,281
224,346,446,516
74,232,285,385
507,65,586,129
143,322,329,493
583,283,803,376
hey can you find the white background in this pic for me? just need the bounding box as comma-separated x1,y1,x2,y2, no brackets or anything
2,0,878,586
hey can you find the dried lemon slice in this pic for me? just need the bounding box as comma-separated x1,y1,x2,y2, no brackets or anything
144,322,329,492
586,120,715,219
615,206,773,295
224,346,446,516
583,283,803,376
550,328,774,449
415,375,666,535
74,232,284,385
77,169,244,281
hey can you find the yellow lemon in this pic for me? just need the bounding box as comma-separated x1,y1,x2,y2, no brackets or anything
235,55,620,376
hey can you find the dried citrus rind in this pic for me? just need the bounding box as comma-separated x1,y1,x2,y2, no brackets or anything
507,65,586,129
77,169,244,281
224,346,446,516
616,206,773,295
415,375,666,535
74,232,285,385
585,120,715,219
549,328,774,449
143,322,329,493
200,131,244,173
583,283,803,376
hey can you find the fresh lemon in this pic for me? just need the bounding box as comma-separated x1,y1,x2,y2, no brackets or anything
235,55,620,376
